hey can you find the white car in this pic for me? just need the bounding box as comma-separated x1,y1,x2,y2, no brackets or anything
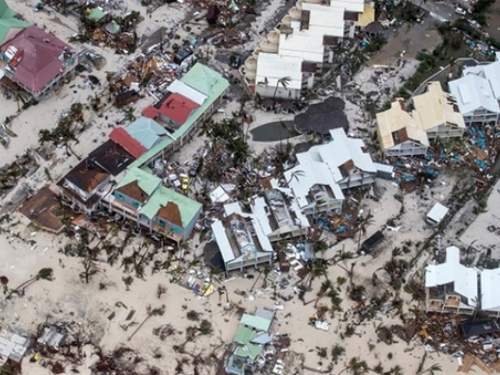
455,7,467,15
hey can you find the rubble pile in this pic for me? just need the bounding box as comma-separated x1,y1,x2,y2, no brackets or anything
70,9,143,53
413,314,500,374
387,124,500,193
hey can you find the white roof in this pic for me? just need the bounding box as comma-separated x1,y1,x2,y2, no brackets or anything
301,3,345,36
210,186,230,204
448,74,500,115
480,268,500,312
211,219,235,263
327,128,377,174
479,62,500,101
222,202,273,252
252,193,310,237
287,128,375,205
330,0,364,13
285,154,344,209
252,197,274,236
278,32,325,62
256,53,303,90
425,246,478,307
167,80,207,106
426,202,449,223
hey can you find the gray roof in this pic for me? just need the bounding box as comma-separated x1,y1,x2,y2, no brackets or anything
295,97,348,136
255,307,275,322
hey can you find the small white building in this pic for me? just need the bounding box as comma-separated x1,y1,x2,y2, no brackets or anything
426,202,449,227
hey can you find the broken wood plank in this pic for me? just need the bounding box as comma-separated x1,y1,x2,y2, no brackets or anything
457,354,474,373
474,356,493,374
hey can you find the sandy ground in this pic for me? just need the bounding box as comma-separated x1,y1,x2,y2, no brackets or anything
0,174,462,374
459,178,500,256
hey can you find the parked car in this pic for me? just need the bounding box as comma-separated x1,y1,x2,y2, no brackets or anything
230,55,242,69
455,7,467,15
188,161,200,177
181,175,189,190
168,174,181,188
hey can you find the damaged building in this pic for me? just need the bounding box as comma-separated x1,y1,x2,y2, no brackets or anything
448,52,500,127
128,63,229,169
425,246,500,317
210,202,274,273
282,128,376,215
376,82,466,157
103,167,202,243
226,309,275,375
57,140,135,215
0,25,78,101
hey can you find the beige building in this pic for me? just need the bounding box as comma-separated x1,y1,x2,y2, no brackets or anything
413,82,466,140
376,82,465,156
376,99,429,157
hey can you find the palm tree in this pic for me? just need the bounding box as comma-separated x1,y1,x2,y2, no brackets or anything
7,268,54,299
124,106,136,122
273,76,291,102
304,259,328,290
128,305,166,341
338,357,369,375
418,364,442,375
285,170,305,185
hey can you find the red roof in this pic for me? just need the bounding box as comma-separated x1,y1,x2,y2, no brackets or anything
109,128,147,158
142,93,199,125
0,26,74,94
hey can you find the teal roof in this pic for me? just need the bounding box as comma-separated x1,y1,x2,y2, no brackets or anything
126,117,171,150
0,0,30,45
181,63,230,98
233,326,263,360
240,314,271,332
86,7,107,22
129,63,229,169
116,167,160,196
139,185,202,227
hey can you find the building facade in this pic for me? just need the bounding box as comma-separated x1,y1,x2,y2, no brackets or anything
0,25,78,101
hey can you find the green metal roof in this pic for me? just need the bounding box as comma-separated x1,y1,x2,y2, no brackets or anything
233,326,263,361
0,0,30,45
181,63,230,98
128,63,229,169
86,7,107,22
116,167,161,196
139,185,202,226
234,325,257,345
126,117,171,150
240,314,271,332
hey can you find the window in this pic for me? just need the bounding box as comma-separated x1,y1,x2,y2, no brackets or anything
172,226,181,234
132,201,139,208
159,220,166,228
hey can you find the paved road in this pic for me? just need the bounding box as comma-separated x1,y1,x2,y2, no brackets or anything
410,0,461,23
